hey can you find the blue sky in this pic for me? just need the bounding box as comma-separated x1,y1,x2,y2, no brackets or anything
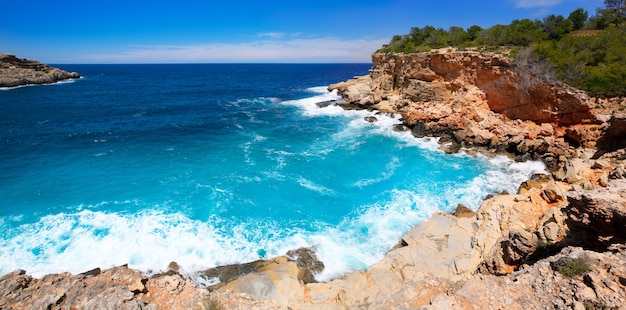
0,0,604,63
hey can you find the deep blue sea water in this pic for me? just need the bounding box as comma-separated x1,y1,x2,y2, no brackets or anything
0,64,545,282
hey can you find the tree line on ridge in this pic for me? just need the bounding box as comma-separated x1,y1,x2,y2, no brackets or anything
378,0,626,97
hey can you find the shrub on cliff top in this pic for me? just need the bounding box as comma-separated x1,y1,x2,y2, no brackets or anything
378,2,626,97
551,256,591,277
533,23,626,97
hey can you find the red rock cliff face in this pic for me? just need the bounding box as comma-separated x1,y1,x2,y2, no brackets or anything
370,52,596,126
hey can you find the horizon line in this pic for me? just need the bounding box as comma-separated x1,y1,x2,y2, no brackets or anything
51,62,374,65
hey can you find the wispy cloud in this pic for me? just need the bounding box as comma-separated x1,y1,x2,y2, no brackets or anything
532,8,551,17
513,0,562,8
81,36,386,63
257,32,286,39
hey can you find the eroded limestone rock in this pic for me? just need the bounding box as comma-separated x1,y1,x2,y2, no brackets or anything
0,53,80,87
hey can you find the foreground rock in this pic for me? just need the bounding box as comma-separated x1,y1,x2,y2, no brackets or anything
0,53,80,88
0,265,281,310
430,246,626,309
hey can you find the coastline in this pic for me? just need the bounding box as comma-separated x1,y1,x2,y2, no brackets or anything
1,52,625,309
0,77,81,91
0,53,80,88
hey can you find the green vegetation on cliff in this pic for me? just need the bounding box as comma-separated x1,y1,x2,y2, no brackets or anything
378,0,626,97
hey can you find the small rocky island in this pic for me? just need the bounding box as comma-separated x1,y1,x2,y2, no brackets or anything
0,53,80,88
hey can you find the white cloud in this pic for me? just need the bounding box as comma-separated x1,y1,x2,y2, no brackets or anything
81,36,386,63
513,0,562,8
257,32,286,39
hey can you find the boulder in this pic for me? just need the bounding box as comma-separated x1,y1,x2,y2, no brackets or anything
518,179,542,194
217,257,303,307
543,222,561,243
364,116,378,123
453,204,476,218
505,226,539,264
328,75,372,104
410,121,428,138
609,164,626,179
540,123,554,136
286,248,325,284
392,123,409,132
315,100,336,108
542,181,565,203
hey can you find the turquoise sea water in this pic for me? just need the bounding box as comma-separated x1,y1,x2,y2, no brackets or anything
0,64,545,282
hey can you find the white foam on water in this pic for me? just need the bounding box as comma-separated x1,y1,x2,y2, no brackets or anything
353,156,400,188
297,177,336,196
309,159,545,281
307,86,331,93
444,154,547,210
0,152,543,281
281,88,347,117
353,112,443,152
282,86,445,157
253,134,267,142
0,77,80,91
311,189,441,281
482,155,545,190
263,149,294,170
0,208,306,278
0,184,437,282
260,170,286,181
239,133,266,166
287,86,545,188
235,97,280,105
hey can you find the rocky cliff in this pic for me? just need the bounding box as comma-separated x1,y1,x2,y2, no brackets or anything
370,52,597,126
330,52,623,166
0,53,80,88
1,51,625,309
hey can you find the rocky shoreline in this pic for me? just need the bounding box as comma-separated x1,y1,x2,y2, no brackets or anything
1,51,625,309
0,53,80,88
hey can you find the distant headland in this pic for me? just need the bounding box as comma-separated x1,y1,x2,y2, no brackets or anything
0,53,80,88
